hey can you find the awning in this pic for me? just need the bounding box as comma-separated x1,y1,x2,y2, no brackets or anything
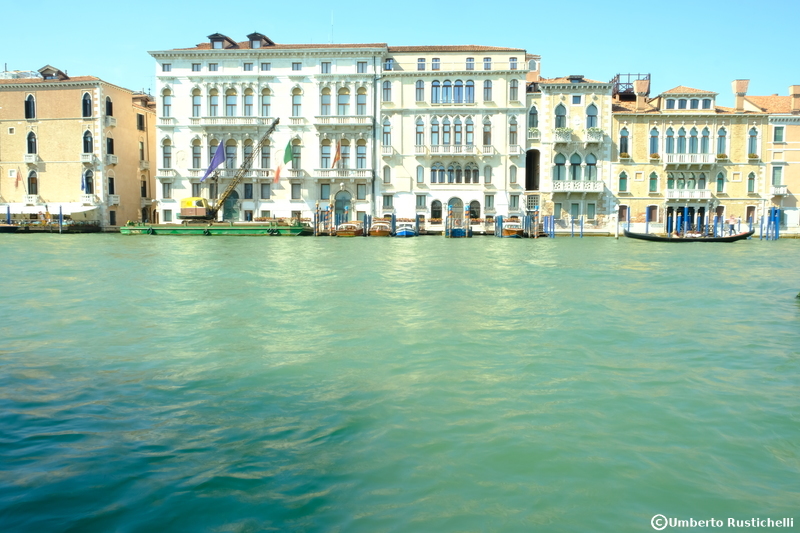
3,203,99,219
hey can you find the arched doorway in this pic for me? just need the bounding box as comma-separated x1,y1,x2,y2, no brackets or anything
223,190,240,221
335,190,352,221
525,149,540,190
448,197,464,219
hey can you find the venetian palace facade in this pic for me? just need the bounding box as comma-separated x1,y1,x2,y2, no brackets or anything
139,33,798,233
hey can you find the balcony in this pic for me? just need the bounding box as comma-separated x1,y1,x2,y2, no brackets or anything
289,117,304,125
554,130,572,143
508,144,522,155
25,194,41,205
24,154,37,164
527,129,541,142
551,180,604,193
81,194,98,205
81,153,94,164
771,185,788,196
105,154,118,165
159,117,175,126
381,145,393,157
313,169,372,179
481,145,493,155
664,153,714,165
139,160,150,170
429,145,478,156
585,129,603,143
157,169,176,178
188,116,276,127
665,189,713,200
314,115,372,127
105,116,117,127
108,194,120,205
414,145,427,156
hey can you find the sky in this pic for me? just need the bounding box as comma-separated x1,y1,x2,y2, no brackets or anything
3,0,798,107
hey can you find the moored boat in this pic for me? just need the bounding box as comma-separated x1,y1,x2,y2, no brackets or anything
623,229,754,242
120,220,310,236
335,222,364,237
0,224,19,233
501,221,523,238
369,221,391,237
394,222,416,237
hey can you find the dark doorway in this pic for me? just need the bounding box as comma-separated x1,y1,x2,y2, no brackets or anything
525,149,540,191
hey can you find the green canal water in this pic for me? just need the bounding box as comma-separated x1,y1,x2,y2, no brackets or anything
0,234,798,532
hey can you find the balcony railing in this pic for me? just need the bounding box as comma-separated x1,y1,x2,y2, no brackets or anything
24,154,37,164
664,154,714,164
509,144,522,155
157,168,176,177
81,194,98,205
527,129,541,141
585,130,603,143
105,154,118,165
381,145,393,156
665,189,713,200
188,116,276,126
25,194,41,205
81,153,93,163
105,116,117,127
314,169,371,178
552,180,604,193
429,145,478,155
481,145,493,155
289,117,304,125
771,185,788,196
314,115,372,126
554,131,572,143
108,194,120,205
414,145,427,155
159,117,175,125
139,160,150,170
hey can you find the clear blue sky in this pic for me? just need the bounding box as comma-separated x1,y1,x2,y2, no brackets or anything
4,0,798,107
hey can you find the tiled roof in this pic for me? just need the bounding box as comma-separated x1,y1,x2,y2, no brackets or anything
744,95,792,113
388,45,525,53
540,76,606,84
176,42,387,51
662,85,716,95
0,76,100,85
611,100,658,113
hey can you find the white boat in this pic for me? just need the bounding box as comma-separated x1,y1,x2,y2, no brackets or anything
394,222,416,237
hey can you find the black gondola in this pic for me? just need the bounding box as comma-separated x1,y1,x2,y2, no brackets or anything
623,229,754,243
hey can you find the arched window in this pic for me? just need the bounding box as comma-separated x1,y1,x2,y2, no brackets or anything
261,89,271,117
442,118,451,145
356,141,366,168
431,118,440,145
528,107,538,128
340,141,350,168
555,104,566,128
509,117,518,145
82,93,92,118
484,165,492,183
649,128,659,155
27,132,37,154
192,141,202,169
243,141,253,165
431,81,441,104
649,172,658,192
430,163,443,184
209,140,219,164
338,88,350,115
192,89,202,117
665,99,675,110
25,95,36,119
666,128,675,154
747,172,755,193
243,90,254,117
466,118,474,145
454,118,462,145
382,81,391,102
569,154,582,180
554,154,566,180
291,141,301,169
469,200,480,219
465,81,475,103
442,80,452,103
454,80,464,103
416,165,424,183
619,128,629,154
383,166,391,184
701,128,710,154
447,164,455,183
291,88,302,117
225,140,237,169
698,173,706,190
162,141,172,168
320,88,331,116
415,80,425,102
677,173,685,189
677,127,686,154
84,170,94,194
483,80,492,101
689,128,698,154
357,88,367,115
261,143,271,169
667,173,675,189
225,90,237,116
509,165,517,183
619,171,628,192
716,172,725,193
687,173,696,189
482,119,491,146
382,118,391,146
748,127,758,155
209,89,219,117
509,80,519,101
415,118,425,146
27,171,38,194
585,154,597,180
717,128,726,155
83,131,93,153
586,104,598,128
431,200,442,219
105,97,113,116
107,135,115,155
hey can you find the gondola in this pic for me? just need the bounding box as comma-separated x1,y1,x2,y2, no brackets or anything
623,229,754,242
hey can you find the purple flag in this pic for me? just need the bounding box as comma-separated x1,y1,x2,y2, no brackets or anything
201,143,226,182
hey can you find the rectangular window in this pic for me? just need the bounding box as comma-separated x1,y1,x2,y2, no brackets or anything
431,58,440,71
162,63,171,72
678,99,687,109
483,57,491,70
291,183,301,199
554,203,562,218
261,210,271,218
321,62,331,73
417,58,425,71
209,63,218,71
192,183,201,196
772,166,783,185
357,61,367,73
321,183,330,200
357,184,366,200
244,183,253,199
572,95,581,105
192,63,201,72
485,195,494,209
292,62,302,71
107,138,115,155
163,209,172,222
291,211,301,219
509,57,518,70
108,177,115,195
702,98,712,109
416,194,426,208
774,126,785,142
510,195,519,209
141,180,147,197
384,58,393,71
137,114,145,131
260,183,271,199
383,195,393,208
261,62,271,71
162,182,171,199
587,203,596,219
466,57,474,70
244,63,253,71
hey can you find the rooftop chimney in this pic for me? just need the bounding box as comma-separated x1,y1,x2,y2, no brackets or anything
790,85,800,115
633,79,650,112
732,79,749,113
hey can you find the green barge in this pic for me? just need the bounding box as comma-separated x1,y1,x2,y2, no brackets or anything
121,220,311,236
